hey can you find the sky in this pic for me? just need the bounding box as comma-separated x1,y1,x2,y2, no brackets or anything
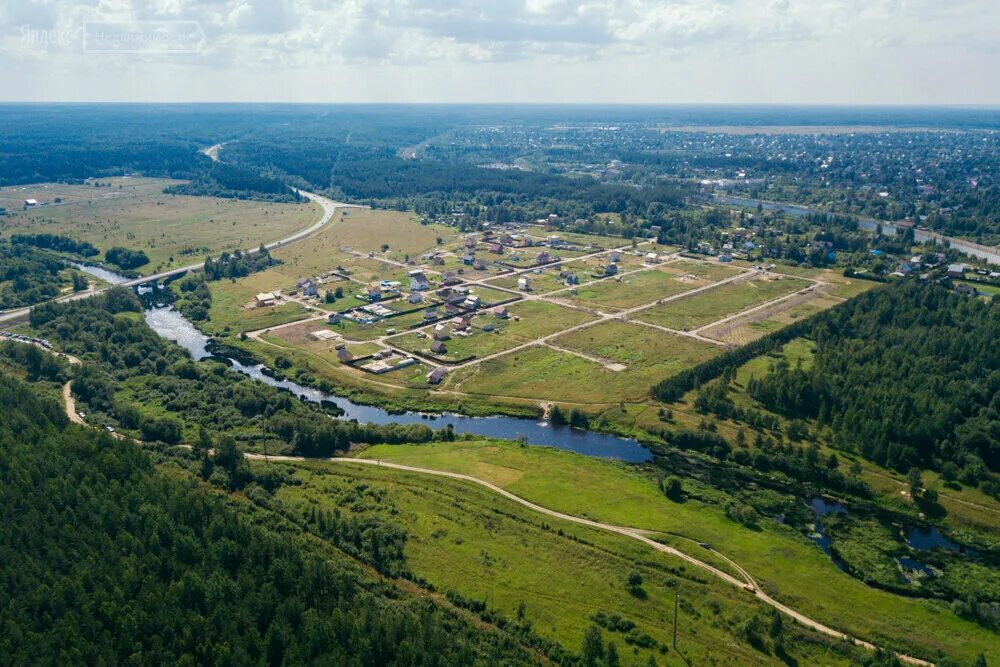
1,0,998,105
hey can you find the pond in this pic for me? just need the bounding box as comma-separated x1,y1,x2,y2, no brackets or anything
905,526,973,554
805,497,849,572
142,305,653,462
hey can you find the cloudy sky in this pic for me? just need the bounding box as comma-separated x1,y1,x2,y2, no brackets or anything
2,0,998,104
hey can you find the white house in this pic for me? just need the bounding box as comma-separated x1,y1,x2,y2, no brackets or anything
517,276,532,291
24,198,38,207
408,269,430,291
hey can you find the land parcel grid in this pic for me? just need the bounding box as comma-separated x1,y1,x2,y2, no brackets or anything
450,324,720,405
387,300,598,363
634,274,812,331
0,178,320,273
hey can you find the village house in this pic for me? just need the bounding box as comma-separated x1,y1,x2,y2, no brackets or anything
430,340,447,355
644,252,660,264
954,283,978,297
407,292,424,304
335,345,353,363
23,198,38,207
517,276,532,291
426,366,447,384
494,306,509,319
255,292,276,307
328,312,341,324
297,278,319,298
441,271,461,286
488,243,504,254
408,269,430,291
604,263,619,276
536,251,553,264
465,234,478,248
718,254,733,263
433,323,451,340
947,263,967,278
423,307,438,321
609,250,622,262
462,294,481,310
462,254,475,265
474,258,488,271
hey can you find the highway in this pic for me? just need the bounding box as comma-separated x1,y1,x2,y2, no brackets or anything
0,189,361,326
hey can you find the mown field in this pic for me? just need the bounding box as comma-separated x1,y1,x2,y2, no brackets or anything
267,457,868,666
354,440,1000,665
0,178,320,273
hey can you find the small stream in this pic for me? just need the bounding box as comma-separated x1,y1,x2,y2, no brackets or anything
143,304,652,462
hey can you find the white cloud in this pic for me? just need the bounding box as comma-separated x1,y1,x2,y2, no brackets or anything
0,0,997,102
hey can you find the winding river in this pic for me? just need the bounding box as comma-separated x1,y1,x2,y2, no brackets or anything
144,305,652,462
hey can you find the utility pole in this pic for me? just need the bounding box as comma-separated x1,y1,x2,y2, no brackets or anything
673,593,679,650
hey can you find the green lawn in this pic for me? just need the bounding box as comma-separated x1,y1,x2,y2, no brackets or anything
556,269,703,312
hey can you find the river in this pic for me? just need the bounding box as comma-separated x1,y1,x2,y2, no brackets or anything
143,304,652,462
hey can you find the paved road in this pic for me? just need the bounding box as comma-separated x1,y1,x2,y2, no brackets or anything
0,189,361,326
246,453,934,667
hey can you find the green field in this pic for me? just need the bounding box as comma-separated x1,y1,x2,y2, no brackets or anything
0,178,321,273
354,441,1000,664
634,276,811,331
268,457,866,666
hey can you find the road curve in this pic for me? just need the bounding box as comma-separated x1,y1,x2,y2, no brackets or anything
0,189,362,326
246,453,933,666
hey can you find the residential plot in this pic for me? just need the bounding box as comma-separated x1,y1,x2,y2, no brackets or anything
389,300,597,362
452,328,717,404
552,268,702,312
634,275,811,331
702,293,844,345
0,177,320,273
484,268,572,294
552,320,720,371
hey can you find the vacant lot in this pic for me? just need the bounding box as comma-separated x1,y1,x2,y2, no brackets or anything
702,293,844,345
553,320,720,370
0,177,320,273
452,335,714,405
634,275,811,331
484,268,570,294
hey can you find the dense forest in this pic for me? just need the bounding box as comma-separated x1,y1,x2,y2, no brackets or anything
0,242,86,309
165,163,303,203
747,283,1000,477
0,374,536,665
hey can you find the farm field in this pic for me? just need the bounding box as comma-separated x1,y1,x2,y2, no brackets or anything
0,177,320,273
389,300,597,362
355,441,1000,665
267,457,865,667
634,275,811,331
